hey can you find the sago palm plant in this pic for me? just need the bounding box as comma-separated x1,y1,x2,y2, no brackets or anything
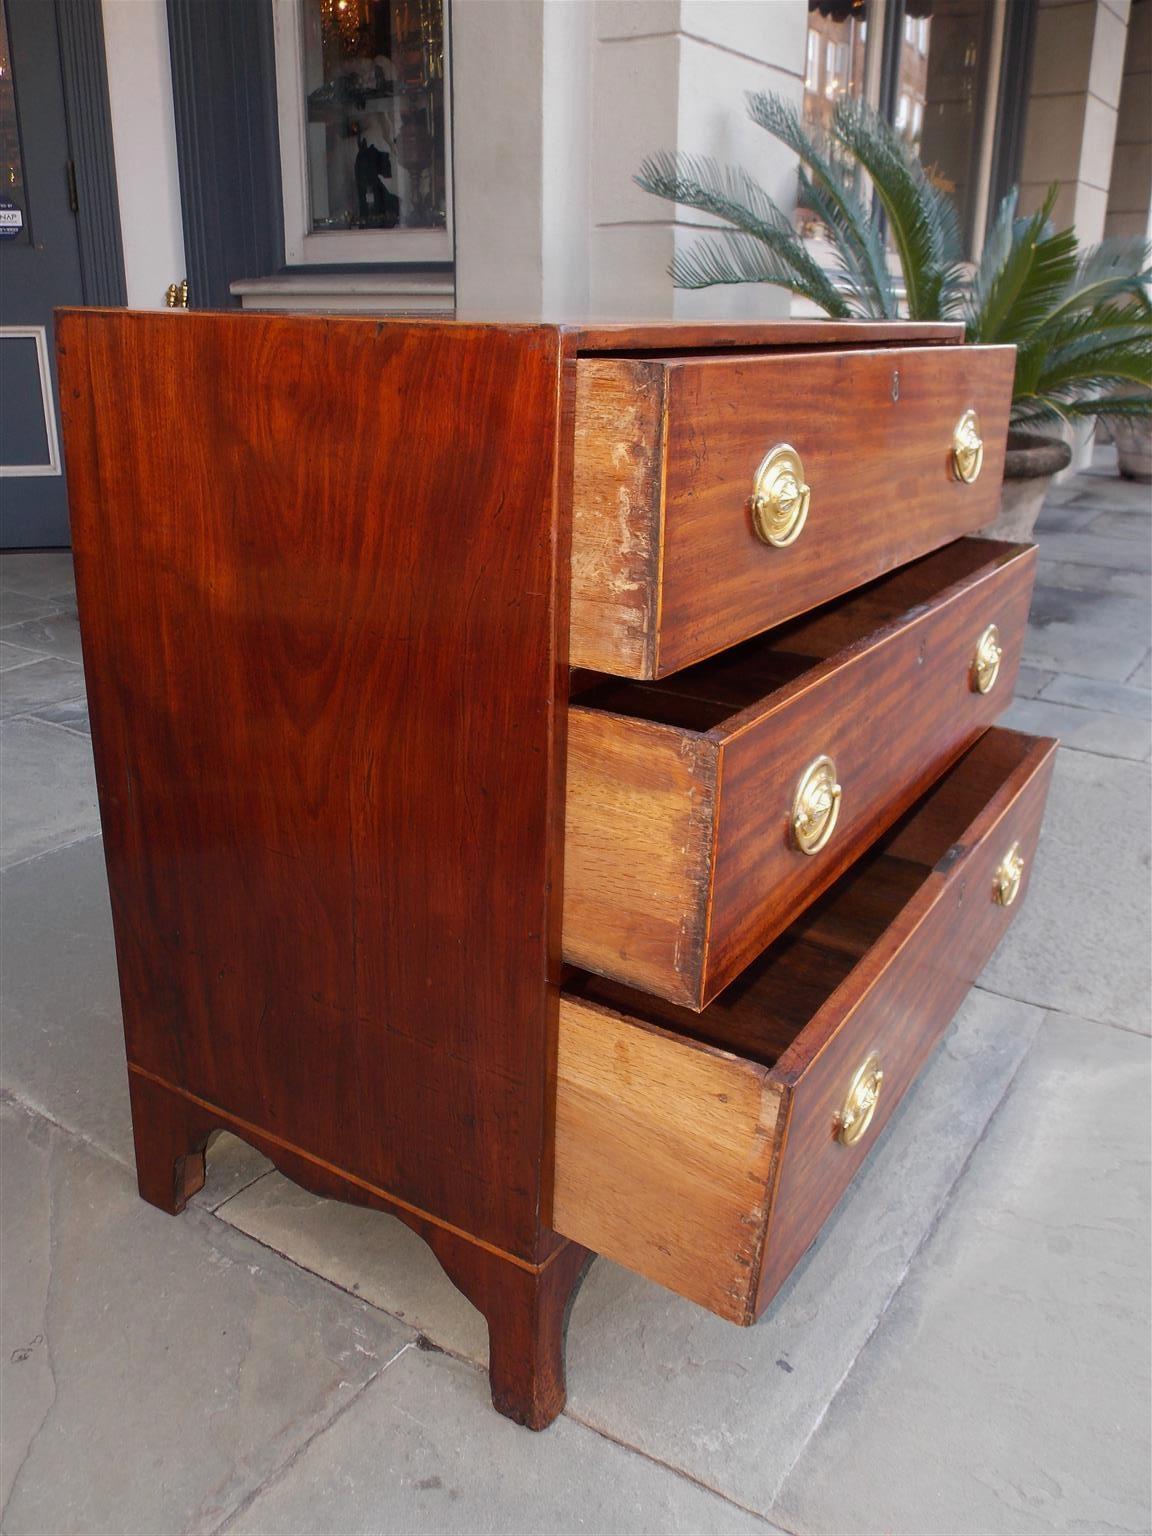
636,93,1151,429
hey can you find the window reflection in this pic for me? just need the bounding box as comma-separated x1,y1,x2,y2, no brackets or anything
0,3,29,245
802,1,996,254
302,0,447,234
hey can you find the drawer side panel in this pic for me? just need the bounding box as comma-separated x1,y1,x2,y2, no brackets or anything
552,996,781,1322
570,359,665,676
562,710,718,1005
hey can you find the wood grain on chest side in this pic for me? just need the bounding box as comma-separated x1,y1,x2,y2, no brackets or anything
58,310,568,1263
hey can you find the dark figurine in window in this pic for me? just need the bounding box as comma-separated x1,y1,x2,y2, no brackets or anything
355,136,400,228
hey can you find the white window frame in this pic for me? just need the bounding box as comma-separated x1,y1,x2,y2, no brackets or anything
271,0,454,267
0,327,61,479
806,30,820,91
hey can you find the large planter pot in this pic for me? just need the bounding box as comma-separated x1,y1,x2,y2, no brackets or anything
1104,415,1152,483
979,431,1073,542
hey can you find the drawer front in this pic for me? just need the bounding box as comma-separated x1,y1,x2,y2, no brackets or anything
755,731,1056,1312
553,730,1057,1322
703,540,1036,1003
570,344,1015,678
564,541,1036,1010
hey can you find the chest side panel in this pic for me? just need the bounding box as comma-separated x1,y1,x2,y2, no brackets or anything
58,311,565,1260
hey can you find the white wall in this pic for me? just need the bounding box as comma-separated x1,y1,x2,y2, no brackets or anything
590,0,807,317
101,0,185,309
454,0,808,318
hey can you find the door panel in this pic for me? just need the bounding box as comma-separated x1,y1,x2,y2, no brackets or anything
0,0,84,547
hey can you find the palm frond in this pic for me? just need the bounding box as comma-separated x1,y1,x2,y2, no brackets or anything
668,230,853,316
1037,234,1152,328
831,96,959,319
746,92,895,317
966,190,1080,343
635,152,789,242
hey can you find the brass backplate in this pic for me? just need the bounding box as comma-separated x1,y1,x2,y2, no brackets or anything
791,754,841,855
993,841,1025,907
751,443,811,547
837,1051,884,1146
971,622,1003,694
952,408,984,484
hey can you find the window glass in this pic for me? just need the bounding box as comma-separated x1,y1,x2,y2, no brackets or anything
806,30,821,91
0,2,29,245
902,0,992,243
801,0,998,256
805,2,869,135
300,0,447,234
801,2,872,239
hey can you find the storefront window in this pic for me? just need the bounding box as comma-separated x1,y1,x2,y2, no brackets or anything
274,0,453,265
801,0,1001,256
0,3,29,245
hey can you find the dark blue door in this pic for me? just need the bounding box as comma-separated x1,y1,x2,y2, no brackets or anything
1,0,85,547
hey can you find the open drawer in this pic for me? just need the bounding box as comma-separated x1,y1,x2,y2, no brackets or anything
570,343,1015,677
552,728,1056,1323
564,538,1036,1009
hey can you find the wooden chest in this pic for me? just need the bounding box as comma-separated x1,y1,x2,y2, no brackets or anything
57,312,1053,1430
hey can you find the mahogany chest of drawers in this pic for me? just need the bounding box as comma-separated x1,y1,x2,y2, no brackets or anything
58,311,1054,1429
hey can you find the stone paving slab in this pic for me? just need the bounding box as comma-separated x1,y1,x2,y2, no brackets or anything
1013,665,1056,699
1040,672,1151,718
1,835,134,1163
0,718,99,870
771,1011,1152,1536
1023,584,1151,681
0,833,273,1205
0,655,86,720
0,591,67,629
0,609,84,666
1002,694,1151,760
0,642,45,672
1027,530,1152,574
0,460,1147,1534
0,1098,415,1536
979,748,1151,1031
1034,557,1151,598
226,1346,778,1536
0,551,76,604
30,696,90,734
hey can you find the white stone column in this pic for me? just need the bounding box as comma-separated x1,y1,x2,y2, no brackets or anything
1105,0,1152,241
452,0,809,318
1019,0,1131,243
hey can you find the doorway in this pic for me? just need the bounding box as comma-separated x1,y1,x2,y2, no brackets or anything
0,0,124,548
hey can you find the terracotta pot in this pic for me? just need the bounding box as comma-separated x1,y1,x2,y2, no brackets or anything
1104,415,1152,483
979,431,1073,542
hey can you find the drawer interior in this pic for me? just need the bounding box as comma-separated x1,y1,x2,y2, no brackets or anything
563,725,1040,1067
571,537,1021,731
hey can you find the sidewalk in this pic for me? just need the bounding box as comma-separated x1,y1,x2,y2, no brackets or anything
2,452,1149,1536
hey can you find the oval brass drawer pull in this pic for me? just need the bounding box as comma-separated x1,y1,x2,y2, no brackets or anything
993,841,1025,907
838,1051,884,1146
971,622,1003,694
952,408,984,484
752,443,810,547
792,754,841,855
